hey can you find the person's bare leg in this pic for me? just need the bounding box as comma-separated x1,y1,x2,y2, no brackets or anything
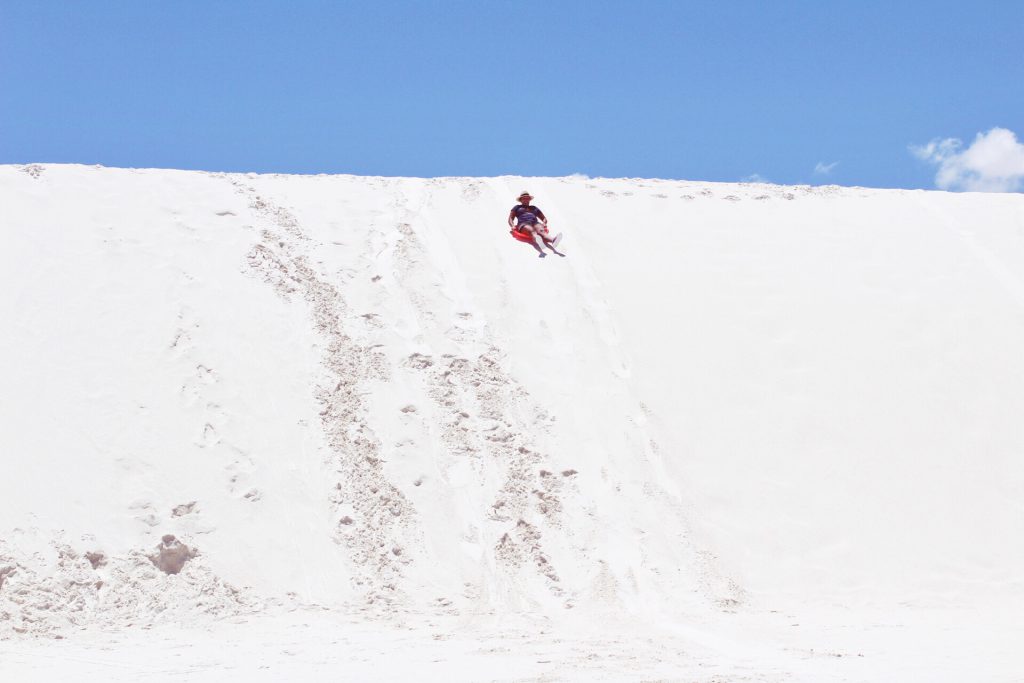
537,227,564,255
528,226,546,257
537,225,558,247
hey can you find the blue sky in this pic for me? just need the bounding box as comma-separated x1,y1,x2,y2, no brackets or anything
2,1,1022,189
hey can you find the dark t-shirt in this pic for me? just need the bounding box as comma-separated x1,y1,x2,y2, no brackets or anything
511,204,546,225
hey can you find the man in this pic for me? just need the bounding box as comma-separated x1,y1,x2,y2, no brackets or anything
508,191,560,257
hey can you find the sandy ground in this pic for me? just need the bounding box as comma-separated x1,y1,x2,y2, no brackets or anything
2,164,1022,680
3,604,1021,682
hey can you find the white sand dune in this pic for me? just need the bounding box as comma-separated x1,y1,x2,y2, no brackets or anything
1,164,1022,681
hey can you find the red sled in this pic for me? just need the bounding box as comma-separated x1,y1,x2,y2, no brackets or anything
511,227,564,251
510,227,535,243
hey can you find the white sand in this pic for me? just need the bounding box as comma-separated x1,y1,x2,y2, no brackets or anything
1,164,1022,681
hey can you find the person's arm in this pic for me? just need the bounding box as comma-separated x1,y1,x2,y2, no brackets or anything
534,207,548,227
508,208,517,229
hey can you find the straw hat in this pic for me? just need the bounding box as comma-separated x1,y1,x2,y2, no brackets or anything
517,191,534,200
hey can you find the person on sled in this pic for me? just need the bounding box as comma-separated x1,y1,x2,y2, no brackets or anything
508,191,561,257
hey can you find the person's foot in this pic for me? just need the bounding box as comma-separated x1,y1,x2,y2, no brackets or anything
538,252,546,258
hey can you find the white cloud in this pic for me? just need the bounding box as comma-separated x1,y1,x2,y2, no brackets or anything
814,161,839,175
742,173,770,183
911,127,1024,192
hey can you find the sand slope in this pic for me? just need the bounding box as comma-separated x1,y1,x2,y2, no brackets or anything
1,164,1022,680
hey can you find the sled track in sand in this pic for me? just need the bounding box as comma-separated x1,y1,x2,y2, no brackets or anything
238,177,603,609
238,178,418,608
388,182,569,599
